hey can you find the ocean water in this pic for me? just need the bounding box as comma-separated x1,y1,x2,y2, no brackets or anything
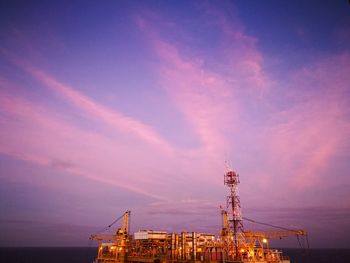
0,247,350,263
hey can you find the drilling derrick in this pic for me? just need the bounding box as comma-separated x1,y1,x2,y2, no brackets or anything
224,168,243,260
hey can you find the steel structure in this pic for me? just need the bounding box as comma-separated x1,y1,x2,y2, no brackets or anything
90,168,307,263
224,167,244,260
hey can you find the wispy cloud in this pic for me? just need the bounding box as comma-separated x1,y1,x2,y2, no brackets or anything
135,4,269,158
138,21,233,153
264,53,350,190
203,3,269,93
2,50,173,153
0,86,165,199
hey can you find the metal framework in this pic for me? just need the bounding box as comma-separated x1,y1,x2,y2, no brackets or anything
224,167,243,259
89,167,308,263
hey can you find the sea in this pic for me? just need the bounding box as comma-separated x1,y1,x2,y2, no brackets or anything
0,247,350,263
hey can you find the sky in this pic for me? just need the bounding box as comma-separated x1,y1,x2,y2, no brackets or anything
0,0,349,248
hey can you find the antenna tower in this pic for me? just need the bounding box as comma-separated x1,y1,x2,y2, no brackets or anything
224,166,243,259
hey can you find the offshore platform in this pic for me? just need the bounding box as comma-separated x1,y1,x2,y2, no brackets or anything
90,167,307,263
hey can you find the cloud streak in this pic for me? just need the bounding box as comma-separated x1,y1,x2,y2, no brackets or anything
2,50,173,153
265,53,350,190
135,4,269,159
0,86,165,199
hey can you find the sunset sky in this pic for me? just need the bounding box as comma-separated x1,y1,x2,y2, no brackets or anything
0,1,350,248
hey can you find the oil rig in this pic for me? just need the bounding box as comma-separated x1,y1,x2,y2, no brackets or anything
90,167,307,263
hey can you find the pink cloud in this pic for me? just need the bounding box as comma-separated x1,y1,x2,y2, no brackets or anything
136,19,230,152
134,8,271,184
0,76,221,201
264,53,350,190
267,101,340,188
0,86,165,199
2,50,173,154
137,11,265,154
200,3,269,93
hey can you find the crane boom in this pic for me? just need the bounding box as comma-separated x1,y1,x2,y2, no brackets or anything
244,230,306,239
90,211,130,241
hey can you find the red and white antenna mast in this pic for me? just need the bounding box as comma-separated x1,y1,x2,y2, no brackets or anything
224,165,243,259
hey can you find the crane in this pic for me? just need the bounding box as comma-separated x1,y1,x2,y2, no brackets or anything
90,211,131,262
90,210,130,241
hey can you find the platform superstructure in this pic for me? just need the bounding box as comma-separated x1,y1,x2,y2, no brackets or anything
90,167,307,263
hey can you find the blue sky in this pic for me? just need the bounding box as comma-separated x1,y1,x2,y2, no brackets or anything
0,0,350,248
